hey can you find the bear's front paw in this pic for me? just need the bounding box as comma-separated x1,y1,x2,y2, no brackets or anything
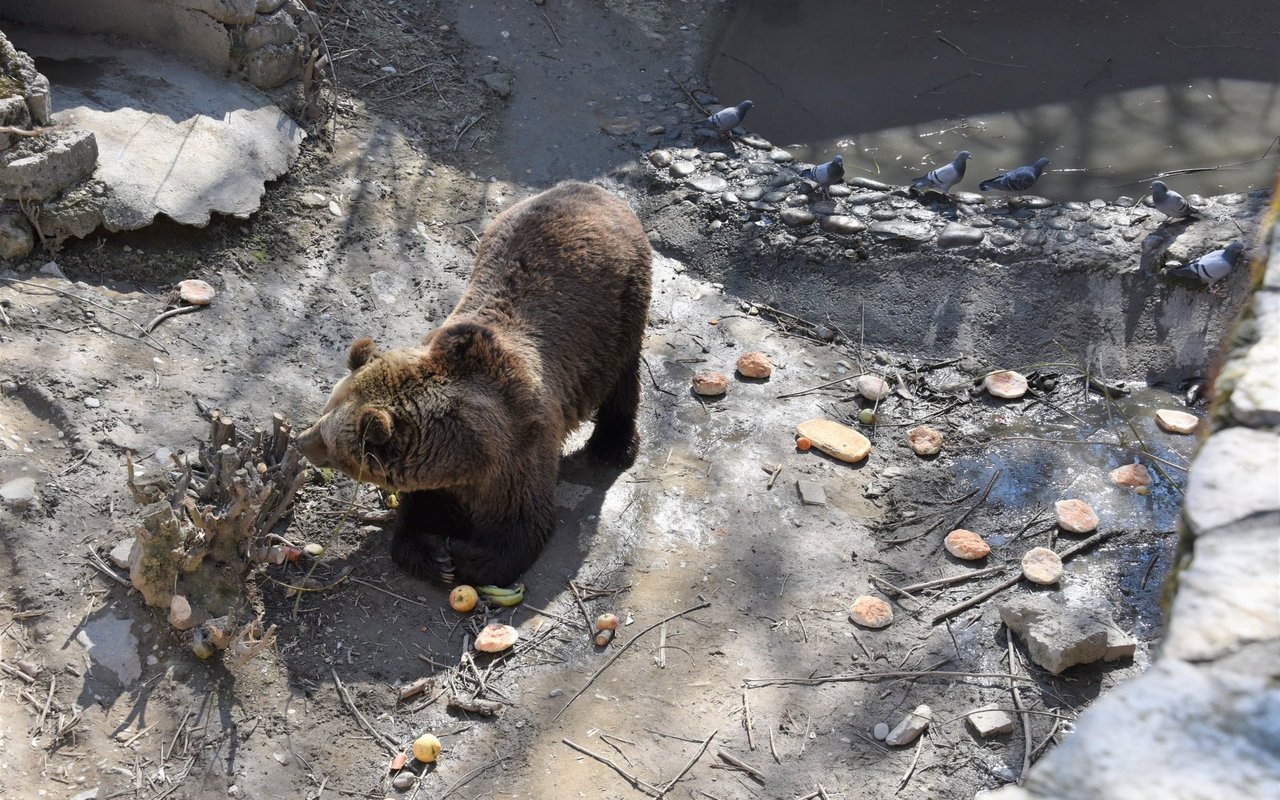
390,530,457,586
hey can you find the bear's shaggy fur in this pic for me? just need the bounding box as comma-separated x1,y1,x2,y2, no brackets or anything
297,182,652,586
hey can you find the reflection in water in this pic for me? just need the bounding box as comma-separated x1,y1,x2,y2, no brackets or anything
710,0,1280,200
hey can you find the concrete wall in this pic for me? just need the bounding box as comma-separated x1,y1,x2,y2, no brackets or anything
983,192,1280,799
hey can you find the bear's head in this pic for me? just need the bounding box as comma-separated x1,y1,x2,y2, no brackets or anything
297,324,519,492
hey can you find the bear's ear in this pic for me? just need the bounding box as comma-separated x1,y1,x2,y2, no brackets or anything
434,323,496,365
358,406,393,447
348,338,380,371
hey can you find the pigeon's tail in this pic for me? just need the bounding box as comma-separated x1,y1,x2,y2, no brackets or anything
800,166,815,181
1164,264,1202,281
911,175,932,190
978,178,1001,192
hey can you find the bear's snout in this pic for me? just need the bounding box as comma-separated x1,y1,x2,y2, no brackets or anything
295,422,331,468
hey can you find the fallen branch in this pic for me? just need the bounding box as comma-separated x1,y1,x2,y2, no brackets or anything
716,750,765,783
332,668,400,755
656,728,717,798
745,668,1032,689
555,600,710,720
562,738,661,796
0,124,64,137
1007,628,1032,784
895,735,926,794
931,527,1123,624
899,566,1005,594
144,304,201,333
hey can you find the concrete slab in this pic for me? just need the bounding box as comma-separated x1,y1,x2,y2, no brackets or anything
16,27,303,230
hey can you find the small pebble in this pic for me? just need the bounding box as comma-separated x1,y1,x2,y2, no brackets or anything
303,543,325,557
392,772,415,791
1022,547,1063,585
83,397,101,408
873,722,889,740
885,705,932,746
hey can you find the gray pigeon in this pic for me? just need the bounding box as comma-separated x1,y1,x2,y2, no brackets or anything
911,150,971,195
1151,180,1199,220
1164,242,1244,290
706,100,753,134
801,154,844,193
979,157,1051,193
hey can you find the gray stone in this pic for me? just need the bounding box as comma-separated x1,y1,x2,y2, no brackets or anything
769,149,794,163
995,218,1021,229
669,161,696,179
873,722,889,740
763,190,790,203
0,213,34,260
1227,298,1280,427
0,129,98,201
797,479,826,506
1022,230,1049,247
648,150,672,168
174,0,259,24
869,221,932,243
738,186,764,201
999,658,1280,800
720,192,738,204
780,208,815,226
109,539,137,570
1023,196,1053,209
39,260,66,279
686,175,728,194
937,223,984,248
848,177,891,191
243,9,299,51
885,704,931,746
827,185,852,197
822,215,866,235
481,72,514,98
257,0,287,11
966,704,1015,737
1183,427,1280,536
392,772,415,791
1000,595,1133,674
868,208,898,221
809,199,839,216
987,231,1016,248
83,397,101,408
246,42,302,88
846,191,888,206
1048,217,1074,231
1,477,37,511
954,191,985,204
738,133,771,150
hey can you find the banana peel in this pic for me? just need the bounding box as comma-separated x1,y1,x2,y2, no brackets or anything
478,584,526,607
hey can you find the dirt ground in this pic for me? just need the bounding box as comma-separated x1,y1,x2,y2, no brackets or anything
0,2,1239,799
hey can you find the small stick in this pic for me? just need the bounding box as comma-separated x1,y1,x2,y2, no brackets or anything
0,661,36,683
555,601,710,720
562,738,661,796
745,669,1032,689
37,676,55,731
899,566,1005,594
656,728,717,798
776,375,855,400
769,728,781,764
0,277,170,354
767,463,783,490
742,690,756,750
331,668,399,755
716,750,765,783
1007,628,1032,783
932,528,1122,624
895,735,925,794
655,621,668,668
1030,717,1062,761
870,575,922,608
567,580,596,640
119,722,158,748
144,304,201,333
536,11,562,47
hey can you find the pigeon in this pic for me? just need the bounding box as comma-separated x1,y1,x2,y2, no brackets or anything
911,150,971,195
978,157,1051,194
801,154,844,194
1150,180,1199,220
705,100,753,134
1164,242,1244,291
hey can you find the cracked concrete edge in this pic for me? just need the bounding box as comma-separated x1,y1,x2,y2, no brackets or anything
977,187,1280,800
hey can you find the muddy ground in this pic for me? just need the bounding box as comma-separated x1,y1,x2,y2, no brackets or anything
0,2,1253,799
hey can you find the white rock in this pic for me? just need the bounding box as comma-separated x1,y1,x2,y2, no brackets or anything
1022,547,1063,584
1155,408,1199,435
109,539,136,570
885,704,931,746
1000,595,1135,674
966,704,1015,737
873,722,889,740
0,477,37,510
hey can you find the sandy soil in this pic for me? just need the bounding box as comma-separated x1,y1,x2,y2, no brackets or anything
0,2,1239,799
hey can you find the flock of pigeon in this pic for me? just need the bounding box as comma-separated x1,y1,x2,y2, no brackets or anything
702,100,1246,292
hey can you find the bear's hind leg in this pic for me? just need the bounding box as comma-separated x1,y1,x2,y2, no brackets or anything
388,490,470,585
586,355,641,468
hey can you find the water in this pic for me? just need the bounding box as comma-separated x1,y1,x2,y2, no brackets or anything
710,0,1280,201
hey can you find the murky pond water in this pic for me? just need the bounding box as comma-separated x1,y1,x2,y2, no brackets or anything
711,0,1280,201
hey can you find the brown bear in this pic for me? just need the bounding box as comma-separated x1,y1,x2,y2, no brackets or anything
296,181,652,586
